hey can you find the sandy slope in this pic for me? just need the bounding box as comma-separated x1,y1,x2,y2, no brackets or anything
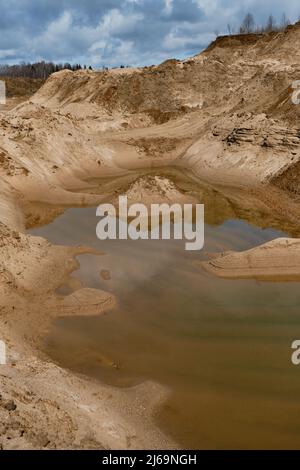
202,238,300,280
0,223,175,449
1,23,300,449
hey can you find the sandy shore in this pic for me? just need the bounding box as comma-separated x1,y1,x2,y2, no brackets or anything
202,238,300,281
0,222,177,449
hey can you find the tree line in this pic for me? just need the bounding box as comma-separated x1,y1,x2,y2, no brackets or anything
225,12,292,36
0,61,93,79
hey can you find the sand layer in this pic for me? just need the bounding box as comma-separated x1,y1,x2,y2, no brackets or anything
202,238,300,281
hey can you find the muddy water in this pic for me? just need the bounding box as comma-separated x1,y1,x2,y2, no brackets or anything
29,173,300,449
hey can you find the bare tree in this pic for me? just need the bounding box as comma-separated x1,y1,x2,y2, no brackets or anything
233,12,291,37
281,13,290,29
266,15,276,32
227,23,232,35
240,13,255,34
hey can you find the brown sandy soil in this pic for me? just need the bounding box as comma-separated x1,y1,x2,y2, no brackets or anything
202,238,300,281
1,22,300,449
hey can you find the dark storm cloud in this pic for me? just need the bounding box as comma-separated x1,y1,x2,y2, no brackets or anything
0,0,299,66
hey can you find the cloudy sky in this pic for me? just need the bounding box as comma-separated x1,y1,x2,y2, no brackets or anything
1,0,300,68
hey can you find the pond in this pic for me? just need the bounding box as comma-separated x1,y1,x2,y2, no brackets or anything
28,170,300,449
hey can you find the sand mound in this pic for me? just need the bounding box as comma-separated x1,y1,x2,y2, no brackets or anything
202,238,300,280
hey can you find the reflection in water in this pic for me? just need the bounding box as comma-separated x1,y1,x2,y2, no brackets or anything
29,173,300,449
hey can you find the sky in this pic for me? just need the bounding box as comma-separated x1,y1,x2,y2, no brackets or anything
1,0,300,68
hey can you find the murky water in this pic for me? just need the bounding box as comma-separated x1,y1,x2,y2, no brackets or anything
29,172,300,449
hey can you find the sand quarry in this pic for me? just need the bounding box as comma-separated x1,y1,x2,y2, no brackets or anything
1,23,300,449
